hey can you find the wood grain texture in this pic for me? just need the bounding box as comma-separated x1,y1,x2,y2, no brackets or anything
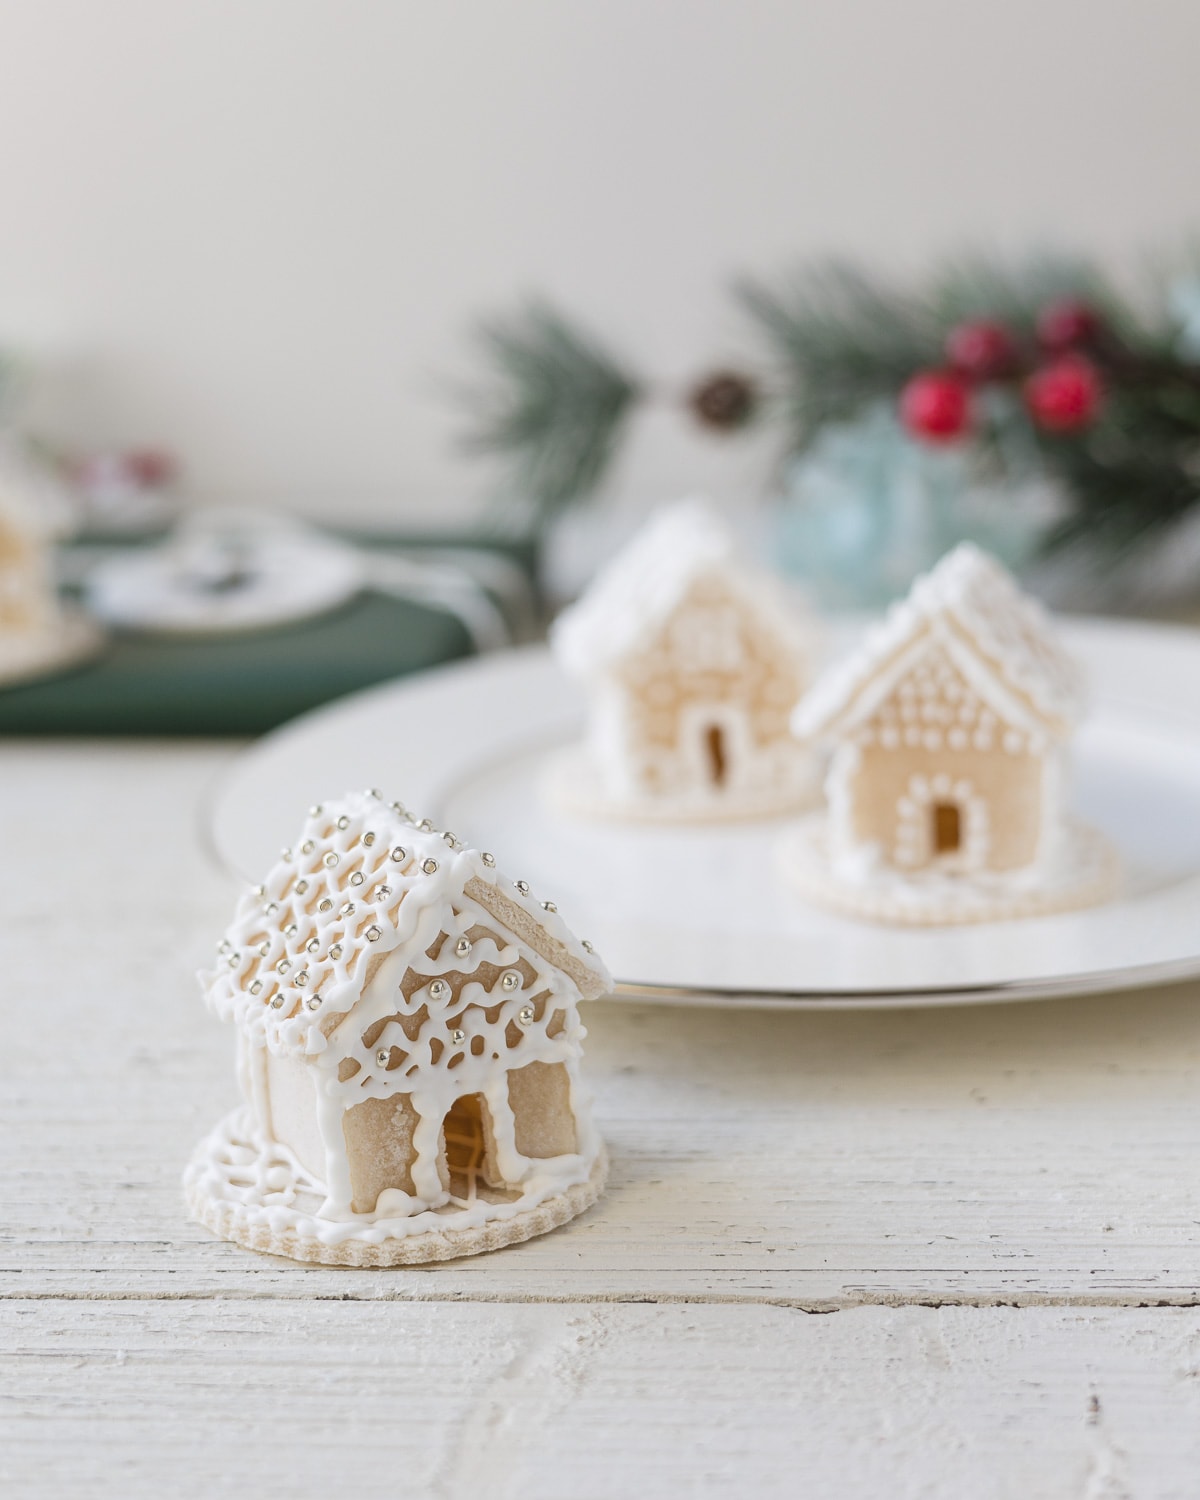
4,743,1200,1308
3,740,1200,1497
4,1300,1200,1499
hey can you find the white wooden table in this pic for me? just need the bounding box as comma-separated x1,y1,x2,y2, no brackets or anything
4,740,1199,1498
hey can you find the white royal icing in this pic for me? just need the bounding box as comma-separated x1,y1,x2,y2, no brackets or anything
787,544,1117,923
549,499,817,820
188,791,611,1241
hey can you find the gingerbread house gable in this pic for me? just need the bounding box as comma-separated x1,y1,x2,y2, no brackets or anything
793,544,1082,747
551,499,809,683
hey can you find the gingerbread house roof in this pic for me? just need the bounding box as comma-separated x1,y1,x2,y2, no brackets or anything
550,499,810,679
205,791,611,1058
793,544,1083,742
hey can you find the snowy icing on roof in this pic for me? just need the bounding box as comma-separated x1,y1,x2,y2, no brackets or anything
551,498,809,678
204,791,612,1058
793,544,1083,741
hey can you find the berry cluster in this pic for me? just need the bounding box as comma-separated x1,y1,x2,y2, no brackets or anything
899,299,1104,445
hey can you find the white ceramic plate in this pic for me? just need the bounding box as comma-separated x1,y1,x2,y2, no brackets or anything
206,620,1200,1009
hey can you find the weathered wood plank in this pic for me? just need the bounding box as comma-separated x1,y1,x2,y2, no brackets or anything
3,743,1200,1307
3,1300,1200,1499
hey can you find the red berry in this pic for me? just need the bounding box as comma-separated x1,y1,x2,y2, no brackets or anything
1036,298,1102,352
899,371,972,442
1024,355,1102,432
945,319,1020,380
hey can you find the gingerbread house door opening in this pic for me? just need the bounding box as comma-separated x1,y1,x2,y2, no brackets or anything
441,1093,506,1202
932,799,962,856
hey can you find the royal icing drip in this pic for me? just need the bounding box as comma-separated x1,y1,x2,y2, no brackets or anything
196,790,610,1242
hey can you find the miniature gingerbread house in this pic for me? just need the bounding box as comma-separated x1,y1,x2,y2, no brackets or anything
549,500,817,821
185,791,611,1266
784,544,1118,924
0,482,99,684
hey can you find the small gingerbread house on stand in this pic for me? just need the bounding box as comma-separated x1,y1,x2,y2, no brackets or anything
549,500,817,822
186,791,611,1266
783,544,1118,924
0,483,100,684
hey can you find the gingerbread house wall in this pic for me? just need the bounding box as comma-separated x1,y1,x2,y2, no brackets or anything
256,928,586,1218
828,643,1053,873
600,574,804,800
0,520,49,631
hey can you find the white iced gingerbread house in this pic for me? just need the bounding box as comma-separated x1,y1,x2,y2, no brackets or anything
550,501,816,820
186,791,611,1266
0,485,55,636
785,544,1117,923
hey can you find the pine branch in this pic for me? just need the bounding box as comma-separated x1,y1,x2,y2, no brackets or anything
458,302,640,519
736,262,943,449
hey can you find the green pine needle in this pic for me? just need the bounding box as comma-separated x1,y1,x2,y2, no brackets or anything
459,302,640,519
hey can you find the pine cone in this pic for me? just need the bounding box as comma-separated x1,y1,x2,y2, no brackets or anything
687,371,758,431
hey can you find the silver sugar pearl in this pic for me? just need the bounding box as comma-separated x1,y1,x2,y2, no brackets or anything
295,879,309,895
391,800,406,815
367,788,382,800
481,852,495,868
309,804,323,816
270,994,285,1009
300,840,314,855
280,848,292,861
365,925,382,943
418,818,434,832
454,936,472,959
258,941,270,957
339,901,356,917
323,852,339,868
514,880,530,896
337,815,350,831
253,885,266,898
421,858,439,875
227,953,240,968
541,900,557,913
218,939,231,953
306,938,319,954
276,958,291,975
518,1004,536,1026
500,970,521,993
306,994,323,1010
264,902,279,916
329,943,343,960
442,830,459,847
374,885,392,902
450,1027,466,1047
582,940,595,953
295,971,309,987
249,979,263,996
349,871,364,887
376,1049,391,1067
390,845,407,863
429,979,450,1001
284,922,298,937
362,831,376,847
319,898,333,912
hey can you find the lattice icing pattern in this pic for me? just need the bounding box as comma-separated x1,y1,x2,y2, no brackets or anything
189,791,612,1262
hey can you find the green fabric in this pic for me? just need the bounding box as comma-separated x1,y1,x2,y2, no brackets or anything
0,532,537,736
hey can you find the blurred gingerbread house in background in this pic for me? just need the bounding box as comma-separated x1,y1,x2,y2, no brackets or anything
785,544,1119,924
550,500,817,821
186,791,611,1266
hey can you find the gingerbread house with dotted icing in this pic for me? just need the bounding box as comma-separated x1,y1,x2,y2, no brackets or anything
783,543,1118,924
185,791,612,1266
549,500,817,821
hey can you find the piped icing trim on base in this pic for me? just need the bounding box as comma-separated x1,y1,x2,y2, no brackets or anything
546,744,821,825
779,813,1120,926
185,1108,607,1267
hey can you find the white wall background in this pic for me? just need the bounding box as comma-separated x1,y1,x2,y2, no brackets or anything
0,0,1196,522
